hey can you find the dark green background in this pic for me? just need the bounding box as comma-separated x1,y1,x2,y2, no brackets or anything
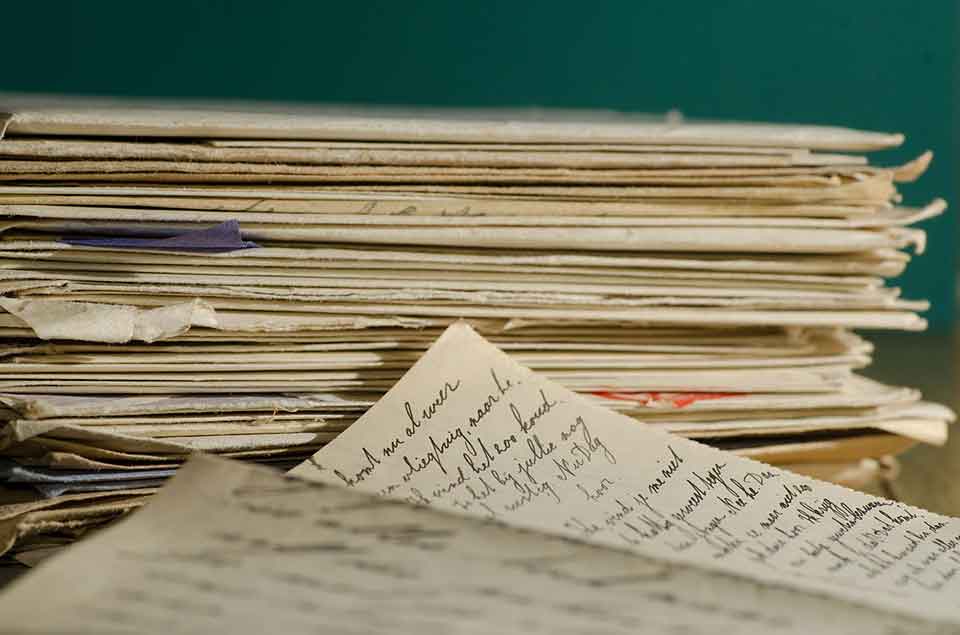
1,1,955,326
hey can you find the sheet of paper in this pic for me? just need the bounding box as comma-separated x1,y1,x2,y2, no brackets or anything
302,176,896,201
0,267,900,305
0,200,941,227
0,137,873,167
0,94,904,149
0,348,873,373
0,158,887,180
0,179,896,206
7,296,926,332
4,217,917,253
0,188,890,220
291,323,960,623
0,330,869,358
0,392,375,419
0,240,909,276
203,139,812,152
0,258,889,294
6,286,917,317
0,454,951,634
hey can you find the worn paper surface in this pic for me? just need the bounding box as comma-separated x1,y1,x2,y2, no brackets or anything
0,240,911,277
0,455,952,634
0,137,874,167
0,297,218,343
292,323,960,623
0,158,888,180
0,200,941,227
0,95,904,149
7,296,925,331
0,186,894,220
4,218,916,253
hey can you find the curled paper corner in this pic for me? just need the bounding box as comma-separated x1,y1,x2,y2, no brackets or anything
0,297,218,343
887,227,928,256
907,198,948,225
906,228,928,255
893,151,934,183
927,197,949,215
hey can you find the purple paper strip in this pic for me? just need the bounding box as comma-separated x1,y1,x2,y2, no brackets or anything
61,219,259,253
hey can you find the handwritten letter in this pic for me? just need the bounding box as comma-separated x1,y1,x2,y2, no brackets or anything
0,456,949,633
292,322,960,623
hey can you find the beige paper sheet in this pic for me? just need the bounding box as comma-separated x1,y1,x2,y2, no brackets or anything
0,241,909,276
0,189,889,218
291,323,960,623
0,392,376,419
0,350,871,373
0,159,885,180
3,218,917,253
0,326,867,356
0,95,904,149
0,268,899,302
0,454,951,633
0,200,941,227
0,180,897,207
8,296,925,332
204,139,809,151
0,137,872,167
10,286,918,316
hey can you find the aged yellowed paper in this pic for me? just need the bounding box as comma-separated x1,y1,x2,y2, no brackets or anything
0,455,952,633
292,323,960,623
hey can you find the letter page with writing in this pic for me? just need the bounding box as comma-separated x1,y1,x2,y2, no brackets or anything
291,322,960,623
0,455,949,633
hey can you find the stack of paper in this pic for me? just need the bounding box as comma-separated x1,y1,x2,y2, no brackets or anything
0,96,951,559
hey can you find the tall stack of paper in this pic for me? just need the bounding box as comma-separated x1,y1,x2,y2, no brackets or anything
0,96,951,560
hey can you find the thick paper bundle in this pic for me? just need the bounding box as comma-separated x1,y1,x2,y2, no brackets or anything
0,96,951,558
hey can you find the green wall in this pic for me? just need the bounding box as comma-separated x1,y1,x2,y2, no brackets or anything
0,1,955,326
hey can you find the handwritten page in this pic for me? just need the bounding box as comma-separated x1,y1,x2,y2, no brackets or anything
0,455,949,634
291,322,960,624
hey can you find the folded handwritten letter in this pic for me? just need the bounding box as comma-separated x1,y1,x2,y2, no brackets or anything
0,455,950,634
291,322,960,624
